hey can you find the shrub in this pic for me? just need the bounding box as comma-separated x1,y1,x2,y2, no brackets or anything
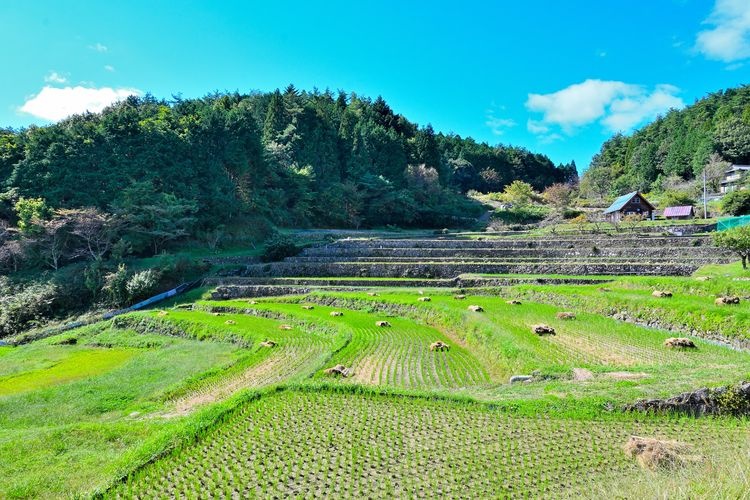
492,205,549,225
126,269,161,303
721,190,750,216
261,234,301,262
102,263,129,307
562,208,583,219
0,281,58,337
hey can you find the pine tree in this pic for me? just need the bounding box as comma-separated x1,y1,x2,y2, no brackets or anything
263,90,287,143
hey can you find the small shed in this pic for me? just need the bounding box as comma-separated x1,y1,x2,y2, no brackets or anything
603,191,655,222
663,206,695,220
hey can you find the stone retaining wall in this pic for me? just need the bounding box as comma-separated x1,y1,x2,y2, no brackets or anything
624,382,750,416
242,261,699,278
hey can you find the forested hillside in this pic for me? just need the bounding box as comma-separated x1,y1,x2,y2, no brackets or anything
581,85,750,198
0,87,574,234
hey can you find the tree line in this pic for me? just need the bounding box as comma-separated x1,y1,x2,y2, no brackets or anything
580,85,750,199
0,87,575,270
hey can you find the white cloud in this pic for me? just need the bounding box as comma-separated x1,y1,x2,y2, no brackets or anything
696,0,750,62
526,119,549,134
44,71,67,84
602,84,684,131
104,65,115,72
525,79,683,135
485,107,516,136
89,42,108,53
485,116,516,136
19,85,141,121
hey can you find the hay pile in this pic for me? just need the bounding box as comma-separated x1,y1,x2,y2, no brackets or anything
454,294,466,300
259,340,277,348
301,305,315,310
664,337,697,349
532,324,556,336
225,320,236,325
468,305,484,312
623,436,699,470
506,300,522,305
430,341,450,351
324,364,352,377
278,324,293,331
376,321,391,327
715,296,740,305
329,311,344,317
556,311,576,320
418,297,432,302
652,290,673,298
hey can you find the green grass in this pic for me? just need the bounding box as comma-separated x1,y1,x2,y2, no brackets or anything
110,387,748,499
0,326,244,498
2,260,749,498
297,290,750,403
0,347,136,396
203,299,491,390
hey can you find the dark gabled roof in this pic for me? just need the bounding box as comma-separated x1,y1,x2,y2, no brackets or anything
603,191,654,214
664,206,694,217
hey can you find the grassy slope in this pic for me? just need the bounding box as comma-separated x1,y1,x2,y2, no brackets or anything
298,290,750,403
0,327,242,498
1,262,748,498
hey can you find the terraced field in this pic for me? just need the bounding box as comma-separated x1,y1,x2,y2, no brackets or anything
2,234,750,498
233,234,735,278
131,310,345,414
200,299,491,389
110,389,749,499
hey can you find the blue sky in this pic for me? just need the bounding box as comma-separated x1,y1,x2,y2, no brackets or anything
1,0,749,171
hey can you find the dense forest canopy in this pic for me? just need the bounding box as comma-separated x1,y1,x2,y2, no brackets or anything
0,87,575,234
581,85,750,198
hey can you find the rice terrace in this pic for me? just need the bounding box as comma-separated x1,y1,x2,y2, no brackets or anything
3,1,750,498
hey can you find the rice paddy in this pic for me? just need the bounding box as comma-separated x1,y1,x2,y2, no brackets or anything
1,255,749,498
110,389,749,499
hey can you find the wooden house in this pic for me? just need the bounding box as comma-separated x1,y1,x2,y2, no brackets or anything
603,191,655,223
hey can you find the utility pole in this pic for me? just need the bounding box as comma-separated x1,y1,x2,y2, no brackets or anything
703,168,708,219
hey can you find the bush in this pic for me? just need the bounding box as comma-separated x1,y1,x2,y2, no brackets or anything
126,269,161,303
261,235,301,262
660,190,697,209
562,208,584,219
0,280,58,337
153,254,209,288
492,205,550,225
721,190,750,216
102,263,129,307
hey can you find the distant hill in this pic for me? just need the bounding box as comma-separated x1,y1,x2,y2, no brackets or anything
0,87,575,231
581,85,750,198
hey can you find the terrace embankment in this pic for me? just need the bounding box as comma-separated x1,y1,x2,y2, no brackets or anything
220,234,733,281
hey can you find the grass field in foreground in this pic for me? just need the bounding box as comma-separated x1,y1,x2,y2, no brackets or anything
0,327,244,498
1,261,749,498
110,388,749,499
